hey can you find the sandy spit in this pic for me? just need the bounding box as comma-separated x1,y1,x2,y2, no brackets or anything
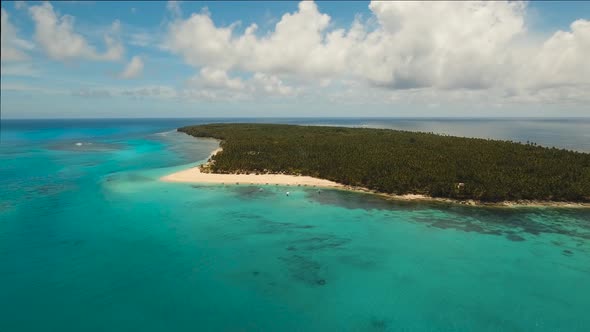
161,166,344,188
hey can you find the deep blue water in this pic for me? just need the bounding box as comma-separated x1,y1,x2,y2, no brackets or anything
1,118,589,331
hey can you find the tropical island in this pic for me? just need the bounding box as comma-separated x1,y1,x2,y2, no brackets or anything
163,123,590,206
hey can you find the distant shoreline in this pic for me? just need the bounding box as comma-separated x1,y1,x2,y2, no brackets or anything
161,146,590,209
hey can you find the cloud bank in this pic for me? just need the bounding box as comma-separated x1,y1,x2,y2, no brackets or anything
28,2,124,61
2,0,588,110
164,1,590,103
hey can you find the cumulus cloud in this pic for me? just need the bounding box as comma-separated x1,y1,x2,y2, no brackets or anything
6,0,587,108
119,56,144,79
163,0,590,105
28,2,124,61
196,67,245,90
365,1,527,88
1,8,34,61
251,72,298,96
166,1,182,18
185,67,299,100
520,19,590,90
165,1,337,76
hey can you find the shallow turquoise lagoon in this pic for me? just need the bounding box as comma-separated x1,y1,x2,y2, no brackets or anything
1,119,589,331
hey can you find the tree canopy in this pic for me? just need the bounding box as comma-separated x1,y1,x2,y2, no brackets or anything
179,123,590,202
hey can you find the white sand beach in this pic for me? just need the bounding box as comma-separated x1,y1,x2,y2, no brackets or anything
161,166,344,188
160,165,590,207
161,146,343,187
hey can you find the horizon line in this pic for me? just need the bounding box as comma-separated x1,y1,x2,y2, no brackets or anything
3,116,590,121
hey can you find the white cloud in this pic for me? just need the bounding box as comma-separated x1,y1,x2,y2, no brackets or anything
14,1,26,10
251,72,298,96
364,1,527,89
1,82,66,95
520,19,590,90
165,1,336,76
121,85,177,99
196,67,244,90
119,56,144,79
69,85,178,100
185,67,299,100
0,63,40,77
167,1,182,18
163,0,590,105
183,68,249,101
28,2,124,61
4,0,588,110
1,8,34,61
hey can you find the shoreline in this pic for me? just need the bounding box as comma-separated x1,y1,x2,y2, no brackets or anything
161,146,590,209
161,145,344,188
161,167,345,189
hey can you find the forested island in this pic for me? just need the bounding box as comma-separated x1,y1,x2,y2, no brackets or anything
178,124,590,204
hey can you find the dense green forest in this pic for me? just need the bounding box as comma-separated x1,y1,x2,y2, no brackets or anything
179,124,590,202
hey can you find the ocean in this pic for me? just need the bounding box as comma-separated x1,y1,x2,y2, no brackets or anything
1,118,589,331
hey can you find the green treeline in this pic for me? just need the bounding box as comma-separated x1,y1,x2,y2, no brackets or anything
179,124,590,202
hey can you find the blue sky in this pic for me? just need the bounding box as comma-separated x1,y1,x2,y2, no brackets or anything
1,1,589,118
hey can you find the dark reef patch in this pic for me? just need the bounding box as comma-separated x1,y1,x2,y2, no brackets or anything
106,172,153,184
279,254,323,286
190,185,218,190
0,201,13,213
33,183,75,196
255,220,315,235
289,235,350,251
562,250,574,256
413,207,590,242
222,211,315,236
307,188,590,243
428,218,503,236
307,189,421,212
230,186,276,200
506,233,526,242
369,317,389,331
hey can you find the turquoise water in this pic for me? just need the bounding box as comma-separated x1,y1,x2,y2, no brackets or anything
1,119,589,331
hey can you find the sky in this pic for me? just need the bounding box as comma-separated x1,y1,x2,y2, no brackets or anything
1,1,589,119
